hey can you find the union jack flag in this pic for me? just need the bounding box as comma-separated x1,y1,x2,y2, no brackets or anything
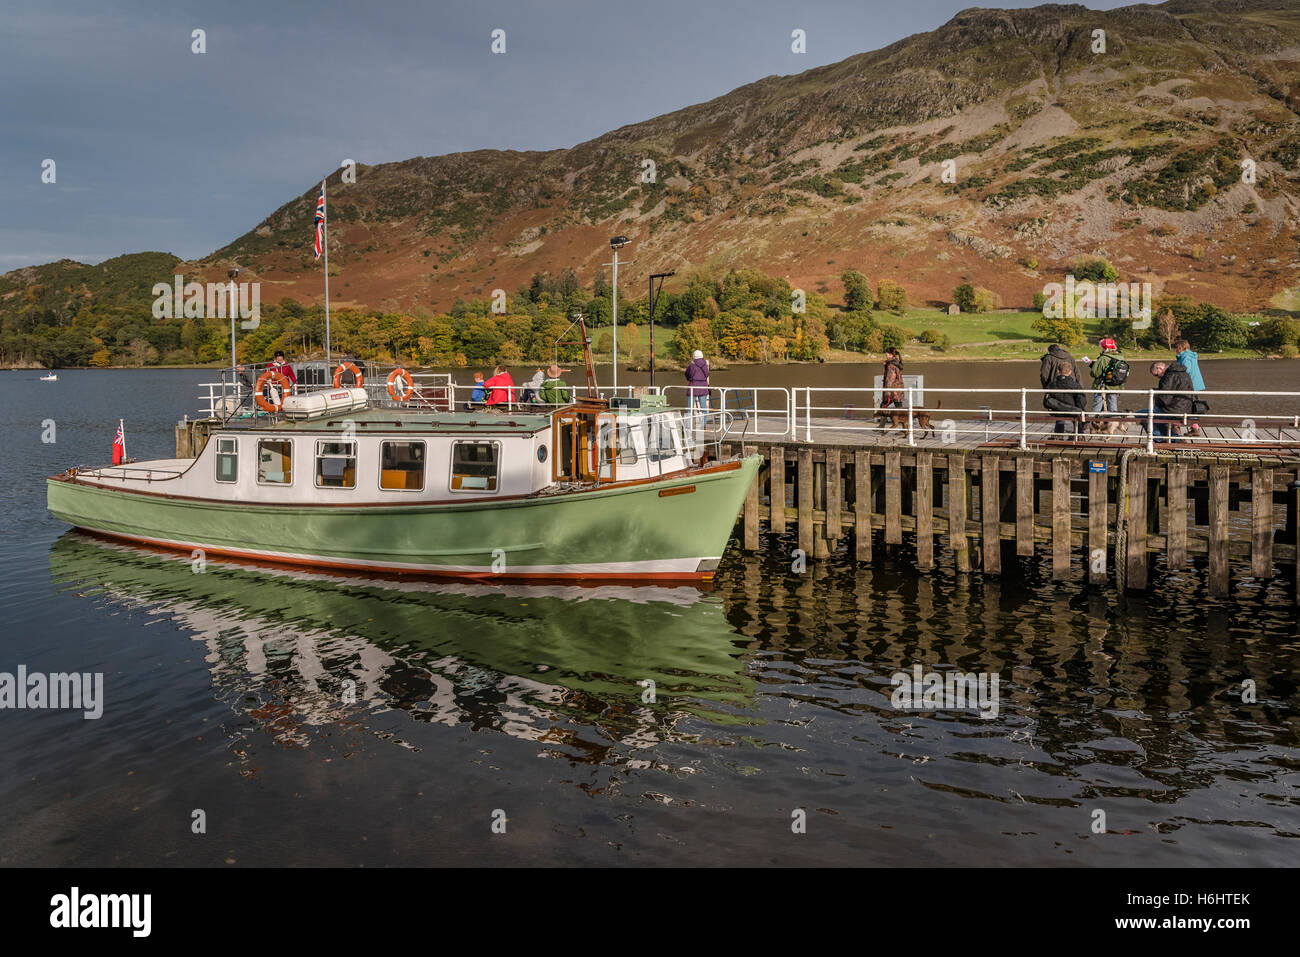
112,420,126,466
313,187,325,260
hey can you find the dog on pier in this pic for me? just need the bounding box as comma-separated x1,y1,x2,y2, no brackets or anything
1084,415,1136,437
874,401,941,440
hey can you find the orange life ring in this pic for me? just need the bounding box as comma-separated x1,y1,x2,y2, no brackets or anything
254,370,292,412
386,367,415,401
333,362,364,388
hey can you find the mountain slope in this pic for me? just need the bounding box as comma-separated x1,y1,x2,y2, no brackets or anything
12,0,1300,315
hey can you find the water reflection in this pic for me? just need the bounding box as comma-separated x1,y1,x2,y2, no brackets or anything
49,533,758,769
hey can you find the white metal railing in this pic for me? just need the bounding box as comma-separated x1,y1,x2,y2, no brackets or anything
659,385,792,438
197,373,1300,453
792,386,1300,452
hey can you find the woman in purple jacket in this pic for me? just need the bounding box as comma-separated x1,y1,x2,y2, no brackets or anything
685,349,711,441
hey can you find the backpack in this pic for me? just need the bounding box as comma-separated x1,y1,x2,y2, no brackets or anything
1102,357,1130,386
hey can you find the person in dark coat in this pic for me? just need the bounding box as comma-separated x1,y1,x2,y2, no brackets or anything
881,348,905,408
1043,360,1085,437
1039,343,1076,389
1149,360,1193,441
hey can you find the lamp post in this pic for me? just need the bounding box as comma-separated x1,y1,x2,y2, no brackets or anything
607,236,630,394
648,271,675,390
228,267,240,395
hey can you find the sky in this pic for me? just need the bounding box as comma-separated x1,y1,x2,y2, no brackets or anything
0,0,1142,271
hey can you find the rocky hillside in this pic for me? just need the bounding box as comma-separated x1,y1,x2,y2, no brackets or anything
11,0,1300,314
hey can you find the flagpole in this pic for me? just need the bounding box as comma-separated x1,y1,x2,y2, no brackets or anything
322,178,331,369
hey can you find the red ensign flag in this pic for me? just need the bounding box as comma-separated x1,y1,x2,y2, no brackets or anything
112,420,126,466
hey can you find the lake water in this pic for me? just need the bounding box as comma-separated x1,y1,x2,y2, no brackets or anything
1,368,1297,866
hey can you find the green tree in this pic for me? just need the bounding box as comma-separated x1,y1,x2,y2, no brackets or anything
877,279,908,313
952,283,976,312
1032,313,1085,346
842,270,874,312
1182,304,1246,352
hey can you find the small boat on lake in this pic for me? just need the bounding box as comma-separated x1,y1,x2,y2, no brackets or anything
47,347,760,583
40,373,57,381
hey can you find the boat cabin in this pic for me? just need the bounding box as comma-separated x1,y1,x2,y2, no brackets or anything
72,393,698,503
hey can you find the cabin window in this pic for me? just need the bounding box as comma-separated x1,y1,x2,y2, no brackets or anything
598,421,638,467
450,441,499,492
380,441,425,491
537,444,548,463
256,439,293,485
215,437,238,483
315,440,356,489
643,416,678,462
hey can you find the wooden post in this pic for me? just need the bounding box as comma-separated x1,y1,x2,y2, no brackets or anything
1015,456,1034,557
854,450,871,562
885,450,902,545
1088,463,1107,584
825,449,842,546
798,448,813,558
1252,467,1273,580
982,455,1001,575
1166,461,1187,572
743,461,760,551
812,458,828,559
1052,457,1070,580
949,455,969,572
769,445,786,534
1126,458,1149,591
917,451,934,570
1208,466,1229,598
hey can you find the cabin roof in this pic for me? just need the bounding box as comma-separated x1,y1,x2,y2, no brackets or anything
218,408,552,435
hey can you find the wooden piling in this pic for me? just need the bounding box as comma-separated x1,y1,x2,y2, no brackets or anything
948,455,969,573
1088,464,1107,584
743,463,760,551
1052,457,1070,580
825,449,842,547
1166,461,1187,571
797,448,813,558
1015,457,1034,557
1252,467,1273,580
982,455,1001,575
885,450,902,545
1209,466,1229,597
854,450,871,562
1125,458,1149,591
916,451,934,570
769,445,786,534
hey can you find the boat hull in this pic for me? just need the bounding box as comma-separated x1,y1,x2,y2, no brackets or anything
47,456,761,582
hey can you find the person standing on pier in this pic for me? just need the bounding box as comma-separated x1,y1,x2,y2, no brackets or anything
881,347,905,409
1038,343,1075,390
1173,339,1205,435
685,349,712,432
1044,360,1086,437
1081,337,1125,414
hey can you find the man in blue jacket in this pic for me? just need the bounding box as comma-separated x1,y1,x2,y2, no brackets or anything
1173,339,1205,434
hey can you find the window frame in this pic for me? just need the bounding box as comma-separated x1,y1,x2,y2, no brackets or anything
214,436,239,484
448,439,501,493
314,438,357,490
255,437,294,486
378,439,427,492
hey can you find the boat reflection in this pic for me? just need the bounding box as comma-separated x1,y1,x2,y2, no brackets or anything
48,533,759,765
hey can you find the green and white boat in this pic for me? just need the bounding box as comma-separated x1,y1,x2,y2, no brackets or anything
47,368,760,584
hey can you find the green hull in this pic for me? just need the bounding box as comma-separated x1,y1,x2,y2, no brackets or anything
47,455,761,581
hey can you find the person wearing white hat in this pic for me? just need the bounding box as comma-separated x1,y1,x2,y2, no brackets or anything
685,349,711,447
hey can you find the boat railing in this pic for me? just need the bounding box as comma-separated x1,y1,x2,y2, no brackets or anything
70,464,188,483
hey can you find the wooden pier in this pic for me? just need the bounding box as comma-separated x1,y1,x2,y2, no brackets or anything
724,437,1300,603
